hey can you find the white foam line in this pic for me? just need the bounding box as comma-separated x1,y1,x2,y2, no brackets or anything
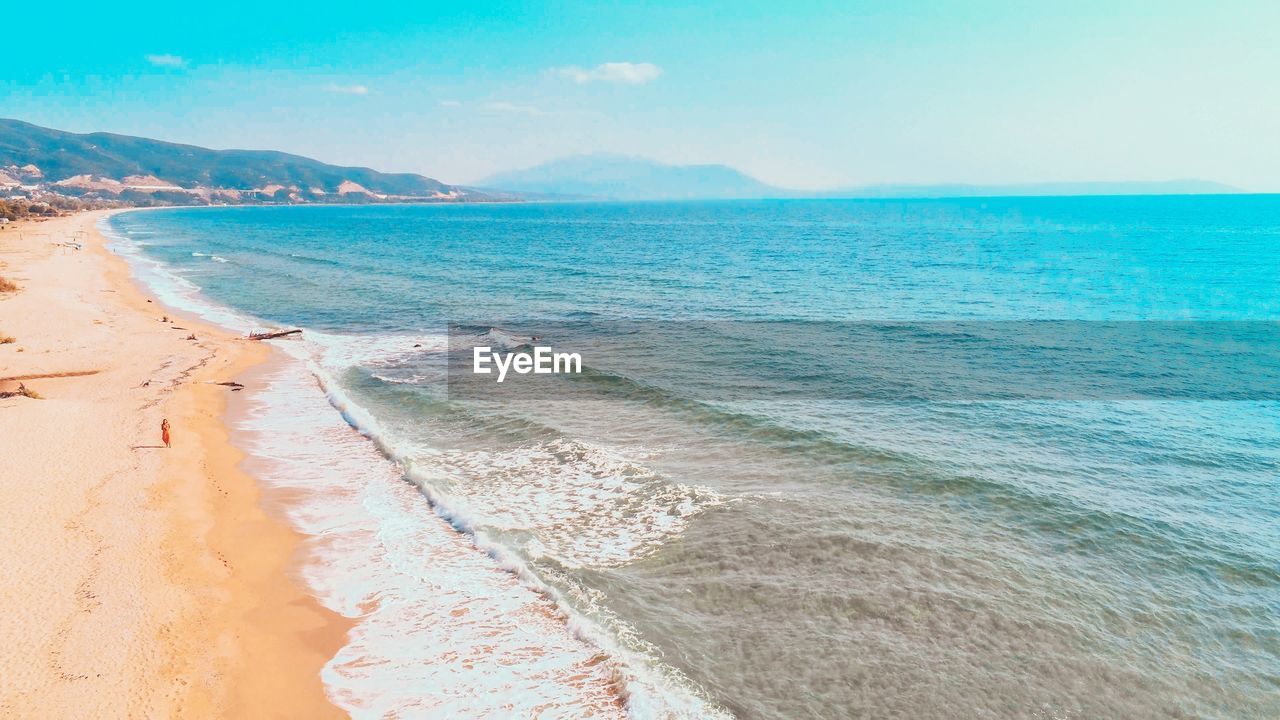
100,216,260,333
102,212,730,719
242,364,630,717
301,361,730,719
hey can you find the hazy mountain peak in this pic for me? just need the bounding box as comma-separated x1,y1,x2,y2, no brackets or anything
479,154,785,201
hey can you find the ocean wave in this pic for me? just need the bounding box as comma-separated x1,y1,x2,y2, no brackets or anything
191,251,230,263
301,352,733,719
429,438,728,569
238,364,633,718
302,329,449,369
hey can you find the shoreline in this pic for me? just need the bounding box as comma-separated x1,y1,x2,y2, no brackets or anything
111,205,652,716
12,206,708,718
0,211,347,717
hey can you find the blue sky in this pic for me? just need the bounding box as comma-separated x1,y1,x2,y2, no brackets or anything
4,1,1279,189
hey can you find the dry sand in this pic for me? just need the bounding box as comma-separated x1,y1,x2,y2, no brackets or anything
0,212,348,717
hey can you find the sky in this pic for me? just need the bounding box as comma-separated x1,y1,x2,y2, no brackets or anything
3,1,1279,190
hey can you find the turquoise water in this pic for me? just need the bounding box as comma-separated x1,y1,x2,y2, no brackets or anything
110,198,1280,719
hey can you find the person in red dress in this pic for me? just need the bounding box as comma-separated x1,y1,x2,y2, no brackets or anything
161,418,171,448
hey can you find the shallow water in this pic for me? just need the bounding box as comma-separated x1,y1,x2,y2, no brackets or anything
108,198,1280,719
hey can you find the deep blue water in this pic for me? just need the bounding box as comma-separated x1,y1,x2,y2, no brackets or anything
110,198,1280,719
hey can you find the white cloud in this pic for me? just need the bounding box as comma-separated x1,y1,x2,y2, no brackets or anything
556,62,662,85
145,54,186,68
439,99,463,107
324,83,370,95
482,101,546,116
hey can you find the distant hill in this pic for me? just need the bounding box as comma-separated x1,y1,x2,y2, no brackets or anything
822,180,1242,199
2,119,1240,207
0,118,480,203
478,154,787,201
478,153,1240,202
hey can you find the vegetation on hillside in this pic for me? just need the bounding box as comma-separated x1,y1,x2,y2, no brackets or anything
0,118,461,197
0,197,115,220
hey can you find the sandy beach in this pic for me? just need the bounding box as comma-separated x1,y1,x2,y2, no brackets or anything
0,212,348,717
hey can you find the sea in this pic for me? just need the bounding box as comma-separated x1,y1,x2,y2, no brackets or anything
104,197,1280,719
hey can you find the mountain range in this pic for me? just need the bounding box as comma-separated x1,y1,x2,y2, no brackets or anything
0,118,479,203
0,119,1244,206
481,154,1241,201
478,154,784,201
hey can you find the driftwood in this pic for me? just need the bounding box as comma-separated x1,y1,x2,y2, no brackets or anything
198,381,245,391
0,370,100,382
0,383,40,399
248,329,302,341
